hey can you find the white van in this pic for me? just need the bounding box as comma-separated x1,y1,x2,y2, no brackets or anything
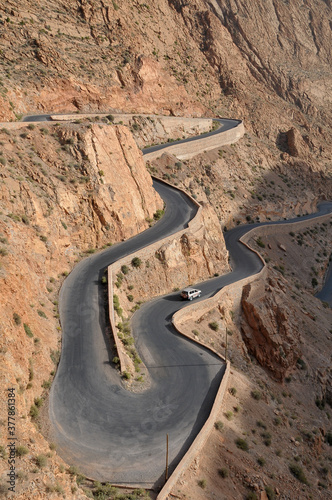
180,288,201,300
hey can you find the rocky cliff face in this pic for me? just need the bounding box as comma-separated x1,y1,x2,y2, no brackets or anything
1,1,332,136
241,276,302,381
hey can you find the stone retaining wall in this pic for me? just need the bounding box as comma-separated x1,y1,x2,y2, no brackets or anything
144,121,245,161
107,176,202,372
156,360,230,500
241,212,332,245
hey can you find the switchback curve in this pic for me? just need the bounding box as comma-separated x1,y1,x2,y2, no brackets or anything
44,115,332,488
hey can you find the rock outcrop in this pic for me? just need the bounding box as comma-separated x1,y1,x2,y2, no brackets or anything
241,276,301,381
286,127,308,158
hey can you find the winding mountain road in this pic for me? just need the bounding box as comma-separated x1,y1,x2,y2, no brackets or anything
21,113,331,487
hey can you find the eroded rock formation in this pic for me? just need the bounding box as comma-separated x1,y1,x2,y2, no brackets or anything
241,276,302,381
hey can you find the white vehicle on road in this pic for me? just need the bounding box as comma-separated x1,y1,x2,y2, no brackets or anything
181,287,201,300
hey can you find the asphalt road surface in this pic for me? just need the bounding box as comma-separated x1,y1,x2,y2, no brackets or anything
35,114,332,487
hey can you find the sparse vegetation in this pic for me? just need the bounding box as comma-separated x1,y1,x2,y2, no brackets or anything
131,257,142,268
16,445,29,457
256,237,265,248
289,463,308,484
235,438,249,451
265,486,276,500
24,323,33,338
121,265,129,275
218,468,228,478
198,479,207,489
153,209,164,220
251,389,262,400
214,420,224,431
13,312,21,325
35,454,47,468
29,405,39,419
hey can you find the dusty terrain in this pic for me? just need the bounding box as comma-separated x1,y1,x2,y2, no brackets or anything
0,0,331,499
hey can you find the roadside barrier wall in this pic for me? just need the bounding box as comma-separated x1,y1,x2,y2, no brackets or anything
143,121,245,161
240,212,332,245
107,176,202,373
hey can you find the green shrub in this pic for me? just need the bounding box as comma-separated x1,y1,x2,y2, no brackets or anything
218,468,228,478
67,465,80,476
0,247,8,256
257,457,265,466
93,482,118,497
325,432,332,446
265,485,276,500
122,371,131,380
273,416,282,426
131,257,142,268
46,482,65,494
235,438,249,451
208,321,219,331
315,398,325,410
29,405,39,419
261,431,272,446
251,389,262,400
13,312,21,325
121,265,129,275
101,276,107,284
289,463,308,484
37,310,47,319
229,387,237,396
153,209,165,220
225,411,233,420
112,356,119,365
198,479,206,489
24,323,33,338
35,454,47,468
246,493,257,500
214,421,224,431
50,350,60,365
127,294,134,302
34,397,43,408
16,445,29,457
256,237,265,248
